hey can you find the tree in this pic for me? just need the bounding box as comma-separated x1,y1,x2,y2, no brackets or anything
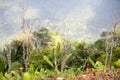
101,31,112,68
100,23,120,68
4,44,11,72
20,4,34,72
92,39,106,63
29,28,55,70
29,47,53,70
10,40,24,71
67,42,89,68
0,48,7,73
34,27,53,49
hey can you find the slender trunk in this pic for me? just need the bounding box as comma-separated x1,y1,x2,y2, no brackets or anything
61,42,65,73
109,24,116,67
23,43,28,72
23,43,25,71
36,40,39,53
7,48,11,72
109,38,114,67
34,34,39,53
26,44,29,72
105,39,109,68
61,52,64,73
21,3,32,72
54,50,57,73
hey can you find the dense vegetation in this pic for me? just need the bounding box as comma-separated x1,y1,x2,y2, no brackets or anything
0,23,120,80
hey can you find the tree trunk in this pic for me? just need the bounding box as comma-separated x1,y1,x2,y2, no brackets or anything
7,48,11,72
109,24,117,68
109,37,114,67
105,39,109,68
23,43,29,72
61,42,65,73
23,44,25,71
54,50,57,73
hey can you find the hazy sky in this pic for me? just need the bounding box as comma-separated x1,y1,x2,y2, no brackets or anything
0,0,120,46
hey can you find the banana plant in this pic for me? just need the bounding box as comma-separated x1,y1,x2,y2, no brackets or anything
43,43,61,74
114,59,120,67
88,57,105,70
43,43,72,74
0,49,7,73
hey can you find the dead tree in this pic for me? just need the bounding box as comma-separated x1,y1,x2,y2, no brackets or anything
6,45,11,72
21,4,33,72
61,21,69,73
101,31,110,68
54,48,57,73
105,33,109,68
61,40,65,73
109,23,117,67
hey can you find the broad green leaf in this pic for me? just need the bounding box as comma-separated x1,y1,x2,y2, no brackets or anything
28,64,35,77
95,61,105,70
23,72,30,80
64,53,72,63
114,59,120,67
88,57,97,68
43,55,54,68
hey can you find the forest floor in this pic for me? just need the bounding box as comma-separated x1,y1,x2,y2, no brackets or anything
45,69,120,80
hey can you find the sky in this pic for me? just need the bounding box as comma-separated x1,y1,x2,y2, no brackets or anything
0,0,120,46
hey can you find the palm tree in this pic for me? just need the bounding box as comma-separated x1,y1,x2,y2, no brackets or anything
101,23,119,68
101,31,110,68
5,44,11,72
109,23,117,67
0,48,7,73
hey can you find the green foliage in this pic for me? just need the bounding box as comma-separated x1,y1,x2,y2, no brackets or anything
11,40,23,63
11,61,22,71
95,61,105,70
0,49,7,73
75,67,83,74
2,72,13,80
110,65,117,76
114,59,120,68
64,68,74,79
23,72,30,80
1,25,120,79
94,39,105,51
67,42,89,68
34,27,53,48
56,42,61,55
0,71,21,80
43,55,54,68
0,56,6,73
39,68,46,79
28,64,35,78
89,57,105,70
63,67,83,79
91,39,106,63
29,47,53,69
112,47,120,62
88,57,97,69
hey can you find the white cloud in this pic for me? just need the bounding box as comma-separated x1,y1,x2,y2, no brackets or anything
35,5,95,42
85,0,103,6
0,0,21,8
0,2,40,46
11,6,20,12
66,6,94,20
0,0,10,8
56,5,95,41
24,8,39,19
63,5,94,31
0,0,102,43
